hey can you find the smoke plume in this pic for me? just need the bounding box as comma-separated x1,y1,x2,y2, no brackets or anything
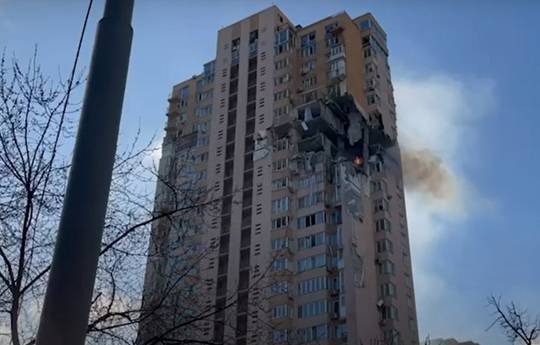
401,149,457,200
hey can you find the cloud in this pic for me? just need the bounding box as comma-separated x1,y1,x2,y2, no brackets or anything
394,72,496,340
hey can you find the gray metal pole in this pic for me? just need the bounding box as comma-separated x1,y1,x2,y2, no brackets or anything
35,1,134,344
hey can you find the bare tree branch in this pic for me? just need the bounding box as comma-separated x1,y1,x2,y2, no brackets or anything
487,295,539,345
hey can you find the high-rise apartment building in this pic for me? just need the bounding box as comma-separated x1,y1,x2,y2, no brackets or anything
138,6,419,345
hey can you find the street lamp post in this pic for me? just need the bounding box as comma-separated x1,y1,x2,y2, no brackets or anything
35,1,134,344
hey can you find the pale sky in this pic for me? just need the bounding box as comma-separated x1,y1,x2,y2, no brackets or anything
1,1,539,344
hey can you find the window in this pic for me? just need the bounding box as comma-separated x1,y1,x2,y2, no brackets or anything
272,216,289,229
196,135,208,147
275,29,292,45
376,239,394,254
298,299,327,319
374,198,389,213
247,86,256,103
365,62,376,74
375,218,391,232
325,22,339,34
272,330,289,344
274,89,290,101
301,31,316,46
297,254,326,273
367,93,380,105
197,170,207,180
371,179,387,193
274,137,289,152
298,232,326,250
329,59,346,80
272,177,289,190
378,259,395,275
231,38,240,65
274,57,290,70
380,282,397,298
298,173,324,189
179,86,189,106
360,19,372,30
335,324,347,338
327,83,344,97
301,76,317,90
271,238,289,251
301,60,316,73
297,211,326,229
195,105,212,117
272,258,290,272
272,197,290,214
364,48,373,58
196,152,208,163
193,122,208,133
179,112,187,123
270,281,290,295
381,305,399,321
298,276,328,295
197,89,213,102
273,304,292,319
300,31,316,57
298,192,324,209
272,158,288,171
301,45,316,57
274,105,289,117
303,90,317,103
274,74,291,86
247,68,257,85
203,60,215,77
298,324,328,343
274,29,293,55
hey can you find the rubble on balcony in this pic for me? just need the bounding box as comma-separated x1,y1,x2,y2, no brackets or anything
272,112,293,137
338,162,367,219
297,132,335,154
367,111,394,153
253,130,271,161
296,101,346,140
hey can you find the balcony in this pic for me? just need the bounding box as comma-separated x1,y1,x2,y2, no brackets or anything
297,101,346,140
297,132,333,153
272,113,293,137
368,118,395,150
329,44,345,61
167,96,179,103
329,67,346,81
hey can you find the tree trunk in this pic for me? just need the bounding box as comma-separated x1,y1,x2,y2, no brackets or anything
11,297,21,345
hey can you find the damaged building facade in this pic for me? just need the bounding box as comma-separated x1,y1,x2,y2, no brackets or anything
139,6,419,345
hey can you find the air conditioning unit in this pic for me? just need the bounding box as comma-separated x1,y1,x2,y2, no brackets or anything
376,299,384,308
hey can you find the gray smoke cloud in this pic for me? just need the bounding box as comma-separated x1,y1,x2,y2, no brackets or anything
401,149,457,200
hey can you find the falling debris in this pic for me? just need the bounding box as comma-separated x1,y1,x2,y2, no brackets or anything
401,149,456,200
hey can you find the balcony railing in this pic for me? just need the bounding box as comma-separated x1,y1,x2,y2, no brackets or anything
329,44,345,60
329,67,346,80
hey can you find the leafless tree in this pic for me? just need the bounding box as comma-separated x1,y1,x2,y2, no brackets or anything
0,52,272,345
487,295,539,345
